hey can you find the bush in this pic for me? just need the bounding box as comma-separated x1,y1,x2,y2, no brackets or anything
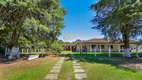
56,46,63,54
50,41,63,54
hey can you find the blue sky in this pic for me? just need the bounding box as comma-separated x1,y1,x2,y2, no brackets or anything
59,0,104,42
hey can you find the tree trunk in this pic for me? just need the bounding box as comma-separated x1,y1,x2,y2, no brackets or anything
6,28,21,59
122,24,131,58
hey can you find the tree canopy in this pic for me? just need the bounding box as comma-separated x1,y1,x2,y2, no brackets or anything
0,0,66,49
91,0,142,40
90,0,142,57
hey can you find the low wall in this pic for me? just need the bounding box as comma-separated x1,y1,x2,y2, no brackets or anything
28,54,39,60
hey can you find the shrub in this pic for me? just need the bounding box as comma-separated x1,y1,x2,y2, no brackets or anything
50,41,63,54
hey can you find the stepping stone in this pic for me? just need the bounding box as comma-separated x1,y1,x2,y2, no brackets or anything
60,58,65,60
45,74,58,79
72,62,77,64
74,69,85,73
58,61,63,63
72,60,78,64
73,63,80,66
59,59,64,61
73,66,82,69
60,57,65,60
50,69,60,73
58,60,64,62
55,64,62,66
57,62,63,64
75,73,87,79
53,65,61,69
59,58,64,60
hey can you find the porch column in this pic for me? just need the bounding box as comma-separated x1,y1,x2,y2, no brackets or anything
100,45,102,52
64,46,66,51
136,45,139,57
70,46,72,51
108,45,111,57
118,45,121,52
90,45,92,52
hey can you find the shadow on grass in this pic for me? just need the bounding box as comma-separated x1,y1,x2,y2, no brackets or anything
65,53,142,72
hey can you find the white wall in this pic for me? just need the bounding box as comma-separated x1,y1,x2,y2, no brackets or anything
85,44,121,52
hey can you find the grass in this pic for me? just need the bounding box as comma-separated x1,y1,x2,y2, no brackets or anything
71,53,142,80
1,52,142,80
0,54,75,80
132,50,142,53
73,51,142,57
58,57,75,80
0,55,59,80
61,51,72,54
82,61,142,80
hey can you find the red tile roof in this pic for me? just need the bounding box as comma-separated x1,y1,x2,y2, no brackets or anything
82,38,118,43
82,38,138,44
62,38,139,46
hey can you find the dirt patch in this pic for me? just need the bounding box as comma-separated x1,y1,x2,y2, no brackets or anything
120,64,142,69
0,55,59,69
104,57,142,69
105,57,142,63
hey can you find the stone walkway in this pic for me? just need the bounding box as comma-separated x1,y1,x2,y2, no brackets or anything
45,57,65,80
71,54,88,80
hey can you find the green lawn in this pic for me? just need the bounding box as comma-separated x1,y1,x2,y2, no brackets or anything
61,51,72,54
0,55,59,80
71,52,142,80
1,52,142,80
73,51,142,57
58,57,75,80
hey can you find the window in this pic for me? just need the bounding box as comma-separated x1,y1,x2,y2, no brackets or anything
92,45,96,49
98,45,100,49
111,45,113,49
101,45,105,49
108,45,113,49
121,45,124,49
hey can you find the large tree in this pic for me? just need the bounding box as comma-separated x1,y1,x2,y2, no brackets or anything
90,0,142,58
0,0,66,56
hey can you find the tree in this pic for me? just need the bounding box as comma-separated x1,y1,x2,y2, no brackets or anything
90,0,142,58
0,0,66,58
75,39,82,43
58,40,64,44
75,39,81,42
50,41,63,55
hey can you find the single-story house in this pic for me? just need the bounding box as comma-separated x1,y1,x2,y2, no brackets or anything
62,43,77,52
62,38,141,52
